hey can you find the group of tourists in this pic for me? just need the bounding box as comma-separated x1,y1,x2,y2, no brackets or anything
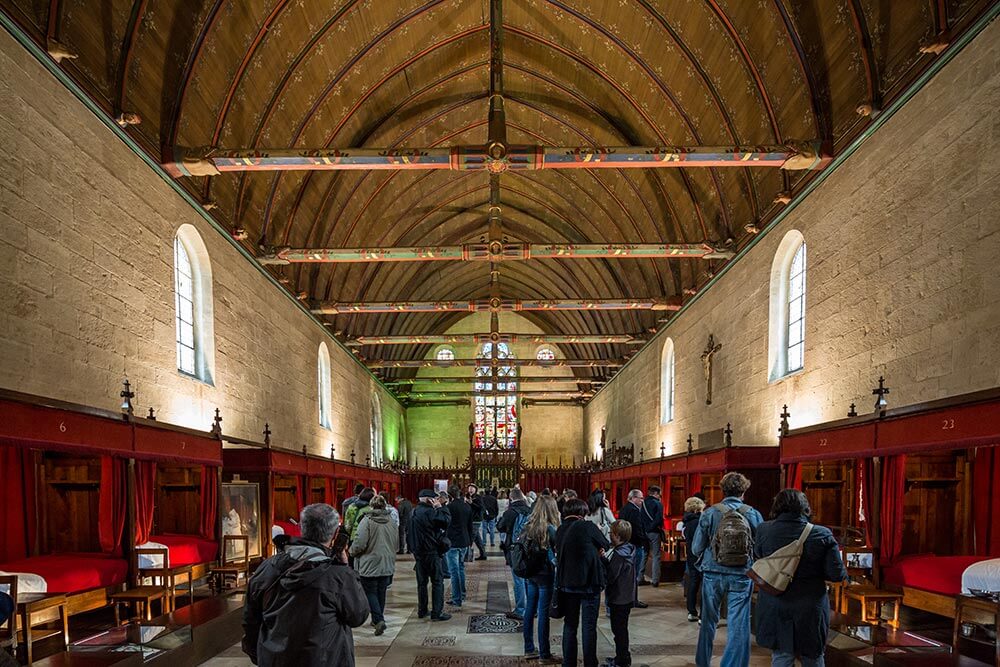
241,472,848,667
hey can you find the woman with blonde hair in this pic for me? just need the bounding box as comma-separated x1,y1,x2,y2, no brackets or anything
521,494,561,663
682,496,707,622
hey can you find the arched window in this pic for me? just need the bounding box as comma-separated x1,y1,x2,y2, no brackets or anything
173,225,215,383
473,342,518,449
435,346,455,361
768,230,807,381
370,392,383,466
660,338,675,424
536,347,556,361
318,343,332,429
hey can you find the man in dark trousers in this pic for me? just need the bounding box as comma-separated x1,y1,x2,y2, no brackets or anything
481,488,499,547
243,503,369,666
496,487,532,619
445,484,474,606
641,485,666,587
465,484,487,561
618,488,650,608
408,489,452,621
396,495,413,555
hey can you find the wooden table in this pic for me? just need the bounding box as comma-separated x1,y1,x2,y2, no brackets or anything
952,594,1000,666
17,593,69,665
844,585,902,628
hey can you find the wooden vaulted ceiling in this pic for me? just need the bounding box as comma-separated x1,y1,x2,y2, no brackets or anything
3,0,990,392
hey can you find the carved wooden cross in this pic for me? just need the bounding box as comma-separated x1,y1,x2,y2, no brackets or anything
701,334,722,405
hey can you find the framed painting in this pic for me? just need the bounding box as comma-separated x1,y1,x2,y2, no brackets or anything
221,482,261,559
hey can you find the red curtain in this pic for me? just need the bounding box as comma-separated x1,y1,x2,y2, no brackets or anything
854,459,874,547
0,446,36,562
134,460,156,545
200,466,218,539
879,455,907,565
98,456,126,554
296,475,307,511
324,478,335,506
974,446,1000,557
784,463,802,490
688,473,702,497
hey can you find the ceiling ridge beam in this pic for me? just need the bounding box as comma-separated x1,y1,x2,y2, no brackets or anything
367,358,625,369
345,333,644,346
311,297,682,315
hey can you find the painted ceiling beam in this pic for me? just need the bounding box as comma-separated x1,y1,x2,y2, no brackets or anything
258,242,732,265
162,142,831,177
382,376,606,384
312,297,681,315
366,358,624,369
346,333,643,346
399,390,591,399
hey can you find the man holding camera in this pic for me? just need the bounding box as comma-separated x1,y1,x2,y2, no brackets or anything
242,503,369,667
408,489,453,621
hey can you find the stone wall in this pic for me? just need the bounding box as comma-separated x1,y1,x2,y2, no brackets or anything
584,20,1000,458
0,29,404,462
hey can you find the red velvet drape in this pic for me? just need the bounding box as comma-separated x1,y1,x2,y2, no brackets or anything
854,459,874,547
784,463,802,490
134,460,156,545
98,456,126,554
0,446,36,562
199,466,218,539
688,473,702,496
324,478,335,506
879,455,907,565
974,446,1000,557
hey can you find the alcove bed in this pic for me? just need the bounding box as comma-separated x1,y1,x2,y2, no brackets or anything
0,396,130,615
132,421,221,581
686,444,781,515
875,390,1000,618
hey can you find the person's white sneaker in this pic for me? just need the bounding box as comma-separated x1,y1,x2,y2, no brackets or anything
687,613,698,622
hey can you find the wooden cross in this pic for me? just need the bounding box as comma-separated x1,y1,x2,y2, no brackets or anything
700,334,722,405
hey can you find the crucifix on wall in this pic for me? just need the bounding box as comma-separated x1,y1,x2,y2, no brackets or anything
701,334,722,405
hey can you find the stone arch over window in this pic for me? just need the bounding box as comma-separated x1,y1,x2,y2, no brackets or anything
318,342,332,429
173,224,215,384
768,230,807,382
660,337,675,424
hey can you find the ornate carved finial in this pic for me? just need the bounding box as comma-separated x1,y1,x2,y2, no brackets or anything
872,376,890,415
147,407,156,421
211,408,223,438
847,403,858,418
817,460,826,481
660,442,666,458
779,405,791,438
302,444,307,456
351,449,356,463
687,433,694,454
639,448,644,462
724,422,733,447
330,444,336,460
119,378,135,420
366,455,371,467
263,422,272,446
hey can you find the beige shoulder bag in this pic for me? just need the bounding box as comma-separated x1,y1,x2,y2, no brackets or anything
747,523,812,596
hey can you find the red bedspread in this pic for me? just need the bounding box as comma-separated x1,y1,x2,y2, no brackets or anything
273,520,301,537
0,554,127,593
149,534,219,567
883,554,988,595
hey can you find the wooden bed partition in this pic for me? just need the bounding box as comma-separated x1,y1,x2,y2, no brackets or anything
39,453,103,554
154,464,203,535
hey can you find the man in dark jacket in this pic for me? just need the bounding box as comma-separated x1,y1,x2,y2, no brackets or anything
407,489,452,621
243,503,369,667
641,485,666,587
481,489,499,547
445,484,474,606
682,496,707,622
617,489,650,608
497,487,532,619
465,484,488,561
341,483,364,518
396,495,413,554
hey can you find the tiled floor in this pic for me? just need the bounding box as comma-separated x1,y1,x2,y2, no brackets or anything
200,547,772,666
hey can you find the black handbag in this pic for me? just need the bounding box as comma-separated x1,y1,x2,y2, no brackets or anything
435,530,452,555
548,587,564,619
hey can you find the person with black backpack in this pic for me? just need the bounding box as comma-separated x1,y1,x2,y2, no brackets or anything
690,472,764,667
512,494,561,664
498,487,532,620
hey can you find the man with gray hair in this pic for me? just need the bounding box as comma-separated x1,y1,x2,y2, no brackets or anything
243,503,369,666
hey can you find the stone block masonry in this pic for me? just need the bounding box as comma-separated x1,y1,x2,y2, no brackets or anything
584,19,1000,458
0,28,403,462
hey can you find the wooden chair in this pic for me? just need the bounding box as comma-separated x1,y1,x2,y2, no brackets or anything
209,535,249,594
110,554,168,625
0,576,17,660
135,547,194,612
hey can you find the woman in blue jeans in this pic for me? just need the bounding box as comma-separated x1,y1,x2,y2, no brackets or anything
521,495,561,663
555,497,611,667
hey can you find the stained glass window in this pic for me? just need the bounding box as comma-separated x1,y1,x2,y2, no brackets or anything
473,342,518,450
536,347,555,361
436,347,455,361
